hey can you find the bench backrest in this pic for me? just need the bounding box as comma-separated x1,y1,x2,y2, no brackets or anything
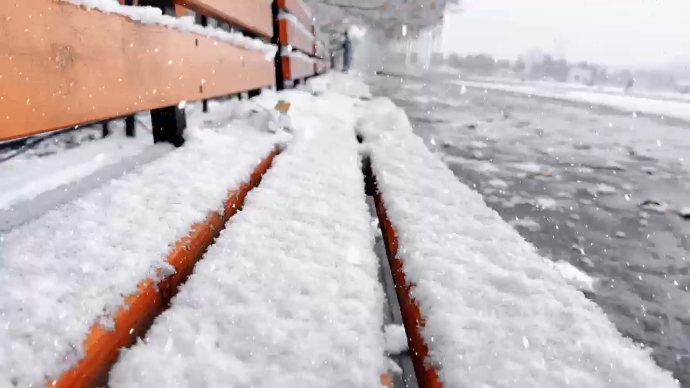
275,0,327,83
0,0,328,143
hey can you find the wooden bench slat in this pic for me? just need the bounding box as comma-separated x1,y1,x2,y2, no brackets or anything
282,56,315,81
277,0,312,30
0,1,274,142
175,0,274,38
279,18,315,55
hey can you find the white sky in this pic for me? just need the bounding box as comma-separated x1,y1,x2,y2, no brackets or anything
442,0,690,67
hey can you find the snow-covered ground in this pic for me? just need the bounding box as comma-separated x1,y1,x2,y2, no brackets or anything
372,70,690,386
454,77,690,123
463,75,690,104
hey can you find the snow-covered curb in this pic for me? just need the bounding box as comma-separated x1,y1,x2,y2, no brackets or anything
64,0,277,59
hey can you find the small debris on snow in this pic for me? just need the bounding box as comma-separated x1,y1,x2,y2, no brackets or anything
274,100,291,113
384,324,408,355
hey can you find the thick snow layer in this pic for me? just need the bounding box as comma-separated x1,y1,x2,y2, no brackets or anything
456,79,690,123
110,85,386,387
0,127,153,210
63,0,276,58
280,47,318,64
278,10,316,43
359,95,679,387
0,101,286,387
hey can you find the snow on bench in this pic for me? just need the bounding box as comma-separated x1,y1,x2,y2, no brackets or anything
358,96,679,387
109,88,387,387
0,101,286,387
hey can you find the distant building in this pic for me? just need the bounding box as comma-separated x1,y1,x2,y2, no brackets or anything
567,67,593,85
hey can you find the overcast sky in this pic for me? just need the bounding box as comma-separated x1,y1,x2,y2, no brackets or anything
442,0,690,68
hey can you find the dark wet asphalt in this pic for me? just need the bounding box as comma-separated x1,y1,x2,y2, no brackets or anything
369,71,690,386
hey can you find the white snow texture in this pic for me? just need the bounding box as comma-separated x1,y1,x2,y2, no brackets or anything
0,101,285,387
110,81,386,387
358,95,679,387
64,0,276,58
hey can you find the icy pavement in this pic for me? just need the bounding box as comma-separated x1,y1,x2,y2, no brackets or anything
0,100,286,387
110,84,386,387
371,71,690,386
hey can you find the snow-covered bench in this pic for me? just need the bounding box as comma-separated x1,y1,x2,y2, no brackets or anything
0,0,329,146
0,108,285,387
358,97,679,388
108,87,389,388
0,1,327,386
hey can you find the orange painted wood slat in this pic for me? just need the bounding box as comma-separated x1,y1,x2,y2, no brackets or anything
282,56,315,81
0,0,275,142
51,148,280,388
174,4,192,17
279,18,315,55
277,0,312,30
371,181,444,388
175,0,274,38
